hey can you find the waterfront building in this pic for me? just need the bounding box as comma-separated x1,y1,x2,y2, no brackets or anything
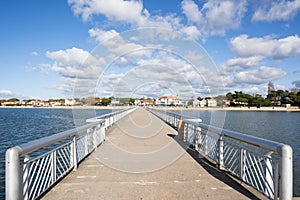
155,95,180,106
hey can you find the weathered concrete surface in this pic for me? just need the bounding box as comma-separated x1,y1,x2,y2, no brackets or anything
43,107,263,200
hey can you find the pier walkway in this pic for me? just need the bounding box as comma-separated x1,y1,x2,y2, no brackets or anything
43,107,262,199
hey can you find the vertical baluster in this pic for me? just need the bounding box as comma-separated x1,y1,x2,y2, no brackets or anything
51,151,57,183
23,155,30,200
240,148,246,182
217,135,224,170
274,162,279,200
265,155,274,198
71,136,77,171
93,126,98,150
195,127,201,151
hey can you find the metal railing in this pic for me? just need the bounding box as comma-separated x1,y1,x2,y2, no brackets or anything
5,107,136,200
146,107,293,200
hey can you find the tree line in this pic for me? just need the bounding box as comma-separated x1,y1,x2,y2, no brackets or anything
225,89,300,107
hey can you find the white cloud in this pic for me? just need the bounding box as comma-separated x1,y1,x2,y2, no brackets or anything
179,26,201,40
243,86,264,95
0,89,13,96
45,47,108,96
46,47,105,79
46,47,90,67
69,0,227,40
230,34,300,59
252,0,300,22
181,0,204,25
31,51,39,56
88,29,119,44
234,66,287,85
202,0,247,35
221,56,263,72
68,0,146,23
68,0,181,30
181,0,247,36
25,63,52,74
275,84,289,91
88,28,152,56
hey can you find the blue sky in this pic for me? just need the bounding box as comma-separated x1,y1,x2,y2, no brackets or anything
0,0,300,100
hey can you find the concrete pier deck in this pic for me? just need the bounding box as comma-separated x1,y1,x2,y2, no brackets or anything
43,107,263,199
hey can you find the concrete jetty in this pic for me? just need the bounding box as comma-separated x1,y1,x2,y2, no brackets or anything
43,107,263,199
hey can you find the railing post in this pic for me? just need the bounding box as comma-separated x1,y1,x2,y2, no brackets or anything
274,162,279,200
240,148,246,182
71,136,77,171
177,120,184,141
194,127,201,151
93,126,98,150
23,155,30,200
6,146,22,200
51,151,57,183
278,144,292,200
265,155,273,198
218,135,224,170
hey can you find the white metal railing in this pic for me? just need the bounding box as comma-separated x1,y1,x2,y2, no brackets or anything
6,107,136,200
146,107,293,200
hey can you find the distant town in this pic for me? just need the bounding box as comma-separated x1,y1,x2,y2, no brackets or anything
1,82,299,108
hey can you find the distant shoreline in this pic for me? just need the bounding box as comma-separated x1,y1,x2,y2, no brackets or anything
1,105,299,112
0,105,127,110
157,106,300,112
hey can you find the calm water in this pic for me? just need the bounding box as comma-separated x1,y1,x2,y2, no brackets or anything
176,109,300,197
0,108,299,197
0,108,113,199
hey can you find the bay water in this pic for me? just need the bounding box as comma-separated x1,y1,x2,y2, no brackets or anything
0,108,299,197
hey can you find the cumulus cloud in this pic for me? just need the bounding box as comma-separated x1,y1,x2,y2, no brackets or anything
230,34,300,59
181,0,247,36
252,0,300,21
45,47,108,96
243,86,264,95
68,0,146,23
46,47,105,79
221,56,263,72
88,28,150,56
88,29,119,44
68,0,183,36
25,63,52,74
234,66,287,85
31,51,39,56
0,89,13,97
69,0,248,40
181,0,204,25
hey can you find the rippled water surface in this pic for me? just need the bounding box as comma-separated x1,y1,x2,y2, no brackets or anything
1,108,299,197
175,109,300,196
0,108,112,199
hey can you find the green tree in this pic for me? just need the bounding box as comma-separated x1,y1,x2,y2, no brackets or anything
226,92,233,101
197,97,203,101
101,97,111,106
7,98,20,102
129,98,135,105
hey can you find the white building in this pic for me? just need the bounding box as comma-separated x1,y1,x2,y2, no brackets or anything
155,95,180,106
65,98,76,106
134,99,154,106
207,99,217,107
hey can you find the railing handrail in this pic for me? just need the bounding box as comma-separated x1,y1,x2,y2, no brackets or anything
16,121,102,156
151,109,286,153
6,107,136,200
182,119,284,153
86,107,131,122
146,107,293,200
